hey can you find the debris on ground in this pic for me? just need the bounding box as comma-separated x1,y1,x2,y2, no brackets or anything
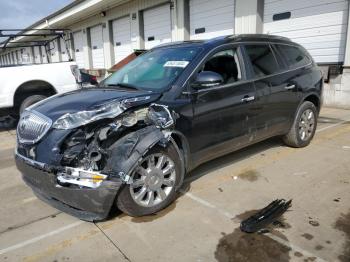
216,209,292,262
240,199,292,233
309,220,320,227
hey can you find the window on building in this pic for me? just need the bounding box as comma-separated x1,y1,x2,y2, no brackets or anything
245,45,280,77
275,44,311,69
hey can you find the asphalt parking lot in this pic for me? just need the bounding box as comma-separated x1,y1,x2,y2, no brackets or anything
0,107,349,262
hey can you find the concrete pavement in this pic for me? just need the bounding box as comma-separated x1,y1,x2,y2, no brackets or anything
0,107,349,262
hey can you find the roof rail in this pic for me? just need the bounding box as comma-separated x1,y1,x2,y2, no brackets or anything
229,34,291,41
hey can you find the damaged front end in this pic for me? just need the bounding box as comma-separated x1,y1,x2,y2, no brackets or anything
15,101,179,221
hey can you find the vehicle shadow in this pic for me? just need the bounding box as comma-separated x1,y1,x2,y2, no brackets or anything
318,116,345,124
184,137,285,185
0,115,18,131
110,137,285,221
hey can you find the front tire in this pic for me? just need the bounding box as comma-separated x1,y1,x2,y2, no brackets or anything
19,95,47,114
116,144,182,217
283,101,318,148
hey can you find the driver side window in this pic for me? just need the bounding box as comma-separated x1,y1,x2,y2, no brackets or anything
202,48,242,84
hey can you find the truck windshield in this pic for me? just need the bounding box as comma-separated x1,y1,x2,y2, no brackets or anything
103,46,201,91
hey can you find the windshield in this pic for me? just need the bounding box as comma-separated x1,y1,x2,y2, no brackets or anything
103,46,201,91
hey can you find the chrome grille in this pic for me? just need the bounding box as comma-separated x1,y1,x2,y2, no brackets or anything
17,110,52,144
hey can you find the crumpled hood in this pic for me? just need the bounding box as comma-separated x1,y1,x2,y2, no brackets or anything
31,88,161,121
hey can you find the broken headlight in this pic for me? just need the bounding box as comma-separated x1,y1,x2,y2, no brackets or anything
147,104,174,128
53,100,126,129
57,168,107,188
119,108,148,127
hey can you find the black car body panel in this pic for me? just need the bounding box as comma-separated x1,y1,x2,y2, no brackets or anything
33,88,160,122
15,34,323,221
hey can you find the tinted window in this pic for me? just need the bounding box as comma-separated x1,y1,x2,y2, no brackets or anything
103,47,200,91
245,45,280,77
276,44,311,69
201,49,242,84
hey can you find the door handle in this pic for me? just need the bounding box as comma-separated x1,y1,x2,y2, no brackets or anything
241,96,255,102
285,84,296,90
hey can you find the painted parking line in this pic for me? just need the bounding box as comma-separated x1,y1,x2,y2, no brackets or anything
179,190,233,219
316,118,349,133
0,221,83,255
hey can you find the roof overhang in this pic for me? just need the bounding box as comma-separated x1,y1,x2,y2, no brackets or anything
1,0,131,52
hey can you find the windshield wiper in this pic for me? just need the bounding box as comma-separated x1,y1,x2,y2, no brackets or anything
104,83,139,90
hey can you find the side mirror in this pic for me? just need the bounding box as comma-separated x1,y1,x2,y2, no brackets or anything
192,71,223,90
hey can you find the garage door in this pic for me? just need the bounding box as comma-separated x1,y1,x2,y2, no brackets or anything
143,4,172,49
34,46,41,64
22,47,32,64
60,37,69,62
263,0,349,63
50,39,60,62
73,31,85,68
190,0,235,40
11,52,16,64
112,16,133,64
41,46,48,63
90,25,105,69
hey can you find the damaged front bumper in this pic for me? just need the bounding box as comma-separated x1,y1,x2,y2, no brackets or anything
15,151,122,221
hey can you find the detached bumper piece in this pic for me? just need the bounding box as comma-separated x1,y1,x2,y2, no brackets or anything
240,199,292,233
15,153,122,222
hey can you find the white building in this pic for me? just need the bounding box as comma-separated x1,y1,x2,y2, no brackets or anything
1,0,350,105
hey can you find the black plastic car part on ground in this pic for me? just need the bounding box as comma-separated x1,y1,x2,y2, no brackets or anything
15,34,323,221
240,199,292,233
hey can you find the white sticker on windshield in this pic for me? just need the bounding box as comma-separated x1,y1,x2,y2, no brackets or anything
164,61,189,68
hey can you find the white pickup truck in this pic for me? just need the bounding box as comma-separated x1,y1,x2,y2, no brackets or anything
0,61,81,117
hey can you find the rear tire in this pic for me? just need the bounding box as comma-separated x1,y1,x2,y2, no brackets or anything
283,101,317,148
19,95,47,114
116,144,182,217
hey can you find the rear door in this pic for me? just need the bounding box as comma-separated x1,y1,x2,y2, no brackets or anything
243,43,286,138
243,43,301,139
272,44,312,119
189,46,256,163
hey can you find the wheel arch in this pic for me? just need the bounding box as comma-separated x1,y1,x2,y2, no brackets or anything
170,131,191,172
302,93,321,113
13,80,57,108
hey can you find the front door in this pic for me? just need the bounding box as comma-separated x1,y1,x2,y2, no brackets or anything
188,47,256,164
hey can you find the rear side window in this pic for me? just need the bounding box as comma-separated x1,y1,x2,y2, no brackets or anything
244,45,280,77
275,44,311,69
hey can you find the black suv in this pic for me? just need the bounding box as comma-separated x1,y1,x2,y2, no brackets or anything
15,35,323,221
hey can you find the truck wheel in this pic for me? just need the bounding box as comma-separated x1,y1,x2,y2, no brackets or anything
19,95,47,114
283,101,318,148
116,144,182,217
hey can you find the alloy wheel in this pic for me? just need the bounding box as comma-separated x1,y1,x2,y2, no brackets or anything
130,153,176,207
298,109,315,141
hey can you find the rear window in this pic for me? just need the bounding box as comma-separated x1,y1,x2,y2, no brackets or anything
275,44,311,69
244,45,280,77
